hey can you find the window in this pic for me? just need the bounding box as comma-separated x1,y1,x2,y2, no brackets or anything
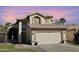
22,23,27,31
32,16,41,24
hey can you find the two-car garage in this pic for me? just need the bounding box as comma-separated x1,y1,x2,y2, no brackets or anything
35,32,61,44
32,30,65,45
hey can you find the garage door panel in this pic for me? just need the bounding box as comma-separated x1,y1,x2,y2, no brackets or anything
35,32,61,44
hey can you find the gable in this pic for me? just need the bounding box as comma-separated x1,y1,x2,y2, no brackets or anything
29,13,46,18
28,13,53,24
28,13,44,24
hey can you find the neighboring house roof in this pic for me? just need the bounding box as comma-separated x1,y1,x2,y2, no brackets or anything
30,24,67,30
66,25,79,30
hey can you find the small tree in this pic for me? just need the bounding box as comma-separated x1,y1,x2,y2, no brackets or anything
0,23,12,44
59,18,66,25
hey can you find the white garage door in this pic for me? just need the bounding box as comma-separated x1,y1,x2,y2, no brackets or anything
34,32,61,44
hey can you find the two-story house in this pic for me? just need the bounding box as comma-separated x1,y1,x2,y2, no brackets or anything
7,13,67,45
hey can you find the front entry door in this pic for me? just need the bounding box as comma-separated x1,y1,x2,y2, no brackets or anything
7,27,18,44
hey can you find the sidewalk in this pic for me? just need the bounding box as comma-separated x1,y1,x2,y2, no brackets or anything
15,44,46,52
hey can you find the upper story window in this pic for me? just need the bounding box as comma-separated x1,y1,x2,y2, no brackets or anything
32,16,41,24
22,23,27,31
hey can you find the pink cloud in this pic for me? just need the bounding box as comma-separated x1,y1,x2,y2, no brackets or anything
1,10,27,23
2,7,78,24
24,9,78,20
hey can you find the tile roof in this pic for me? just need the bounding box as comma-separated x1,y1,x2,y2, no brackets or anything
30,24,67,30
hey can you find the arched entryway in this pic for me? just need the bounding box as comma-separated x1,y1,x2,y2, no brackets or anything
7,27,18,44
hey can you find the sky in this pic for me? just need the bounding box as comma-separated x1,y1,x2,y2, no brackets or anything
0,6,79,24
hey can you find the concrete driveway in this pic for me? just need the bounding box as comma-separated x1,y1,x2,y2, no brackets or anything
38,44,79,52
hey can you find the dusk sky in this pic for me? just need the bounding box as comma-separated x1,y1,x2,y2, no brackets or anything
0,6,79,24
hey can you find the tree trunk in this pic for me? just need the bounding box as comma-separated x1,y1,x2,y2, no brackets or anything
5,34,7,44
4,33,7,44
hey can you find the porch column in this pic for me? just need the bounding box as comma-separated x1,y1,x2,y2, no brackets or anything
18,21,22,43
62,31,66,44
